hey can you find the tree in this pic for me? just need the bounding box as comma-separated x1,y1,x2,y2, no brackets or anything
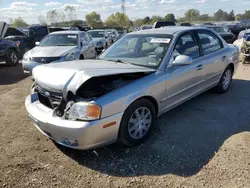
151,15,163,23
165,14,175,22
184,9,200,21
37,15,47,25
143,16,151,24
221,12,229,21
214,9,224,21
134,18,144,27
65,6,76,21
199,14,210,21
85,11,103,28
228,10,235,21
57,11,66,23
105,12,131,28
12,17,28,28
46,10,58,25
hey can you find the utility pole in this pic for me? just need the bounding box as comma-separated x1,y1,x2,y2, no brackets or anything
121,0,125,15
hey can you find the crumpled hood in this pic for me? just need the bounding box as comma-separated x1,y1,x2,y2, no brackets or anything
33,60,155,95
29,46,76,57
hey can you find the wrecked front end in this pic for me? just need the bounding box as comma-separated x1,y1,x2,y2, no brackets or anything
26,64,155,149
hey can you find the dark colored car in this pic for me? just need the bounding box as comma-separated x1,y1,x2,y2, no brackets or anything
0,22,19,66
4,27,34,57
48,27,65,33
18,25,49,46
152,21,176,28
180,22,192,26
206,26,235,43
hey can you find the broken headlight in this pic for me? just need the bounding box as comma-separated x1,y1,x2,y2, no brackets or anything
66,102,101,121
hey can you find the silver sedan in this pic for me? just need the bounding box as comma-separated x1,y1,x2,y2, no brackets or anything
22,31,97,74
25,27,239,150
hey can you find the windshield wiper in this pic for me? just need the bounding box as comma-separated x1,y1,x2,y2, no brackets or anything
105,59,129,64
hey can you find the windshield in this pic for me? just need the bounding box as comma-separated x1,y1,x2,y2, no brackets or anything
39,34,78,46
99,34,172,69
88,31,105,38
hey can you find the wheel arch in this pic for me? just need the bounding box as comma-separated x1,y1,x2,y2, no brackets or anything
126,95,159,117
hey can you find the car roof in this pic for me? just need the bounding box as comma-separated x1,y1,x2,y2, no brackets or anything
20,25,47,30
129,26,205,35
49,31,83,35
88,29,104,32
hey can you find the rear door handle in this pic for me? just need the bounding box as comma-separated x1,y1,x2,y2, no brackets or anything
196,64,203,71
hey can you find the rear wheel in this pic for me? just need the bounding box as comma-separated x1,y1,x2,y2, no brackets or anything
6,49,19,66
118,98,156,146
215,66,233,93
79,55,84,60
239,53,246,64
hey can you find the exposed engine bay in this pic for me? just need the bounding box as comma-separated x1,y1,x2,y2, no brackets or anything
76,72,150,99
50,72,152,117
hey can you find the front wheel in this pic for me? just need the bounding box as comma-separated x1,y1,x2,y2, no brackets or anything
118,98,156,147
6,49,19,66
215,66,233,93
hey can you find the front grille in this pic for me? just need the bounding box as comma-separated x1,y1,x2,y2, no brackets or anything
36,85,63,109
31,57,61,64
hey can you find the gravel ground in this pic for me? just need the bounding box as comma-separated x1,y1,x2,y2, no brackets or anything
0,62,250,188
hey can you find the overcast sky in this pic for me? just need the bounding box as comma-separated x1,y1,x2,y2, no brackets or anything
0,0,250,24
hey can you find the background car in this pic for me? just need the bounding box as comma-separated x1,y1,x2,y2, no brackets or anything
87,29,109,53
18,25,49,46
0,22,19,66
106,29,119,45
152,21,176,28
22,31,96,73
205,26,235,43
26,26,239,150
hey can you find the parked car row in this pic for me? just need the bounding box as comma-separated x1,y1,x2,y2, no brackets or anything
0,21,126,69
25,26,239,150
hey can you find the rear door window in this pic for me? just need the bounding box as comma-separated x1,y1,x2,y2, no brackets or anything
197,31,223,55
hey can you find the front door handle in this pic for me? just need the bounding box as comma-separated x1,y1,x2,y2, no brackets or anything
196,64,203,71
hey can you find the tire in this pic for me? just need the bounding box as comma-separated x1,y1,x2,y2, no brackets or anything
239,53,246,64
215,66,233,94
79,55,84,60
118,98,156,147
6,49,19,66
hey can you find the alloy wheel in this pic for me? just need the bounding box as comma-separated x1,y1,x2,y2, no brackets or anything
128,107,152,140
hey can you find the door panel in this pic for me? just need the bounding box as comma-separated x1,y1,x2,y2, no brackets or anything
164,32,206,110
165,59,205,110
196,31,227,87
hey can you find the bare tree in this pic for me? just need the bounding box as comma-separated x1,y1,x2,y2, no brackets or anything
37,15,47,25
65,6,76,21
46,9,58,25
58,11,66,23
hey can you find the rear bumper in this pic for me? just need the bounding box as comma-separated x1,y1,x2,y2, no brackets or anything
25,95,123,150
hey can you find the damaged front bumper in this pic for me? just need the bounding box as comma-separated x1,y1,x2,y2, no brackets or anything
25,94,123,150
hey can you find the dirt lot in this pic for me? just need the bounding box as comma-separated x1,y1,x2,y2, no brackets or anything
0,62,250,188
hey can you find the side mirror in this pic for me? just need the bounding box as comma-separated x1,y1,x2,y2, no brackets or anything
35,42,40,46
172,55,192,66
